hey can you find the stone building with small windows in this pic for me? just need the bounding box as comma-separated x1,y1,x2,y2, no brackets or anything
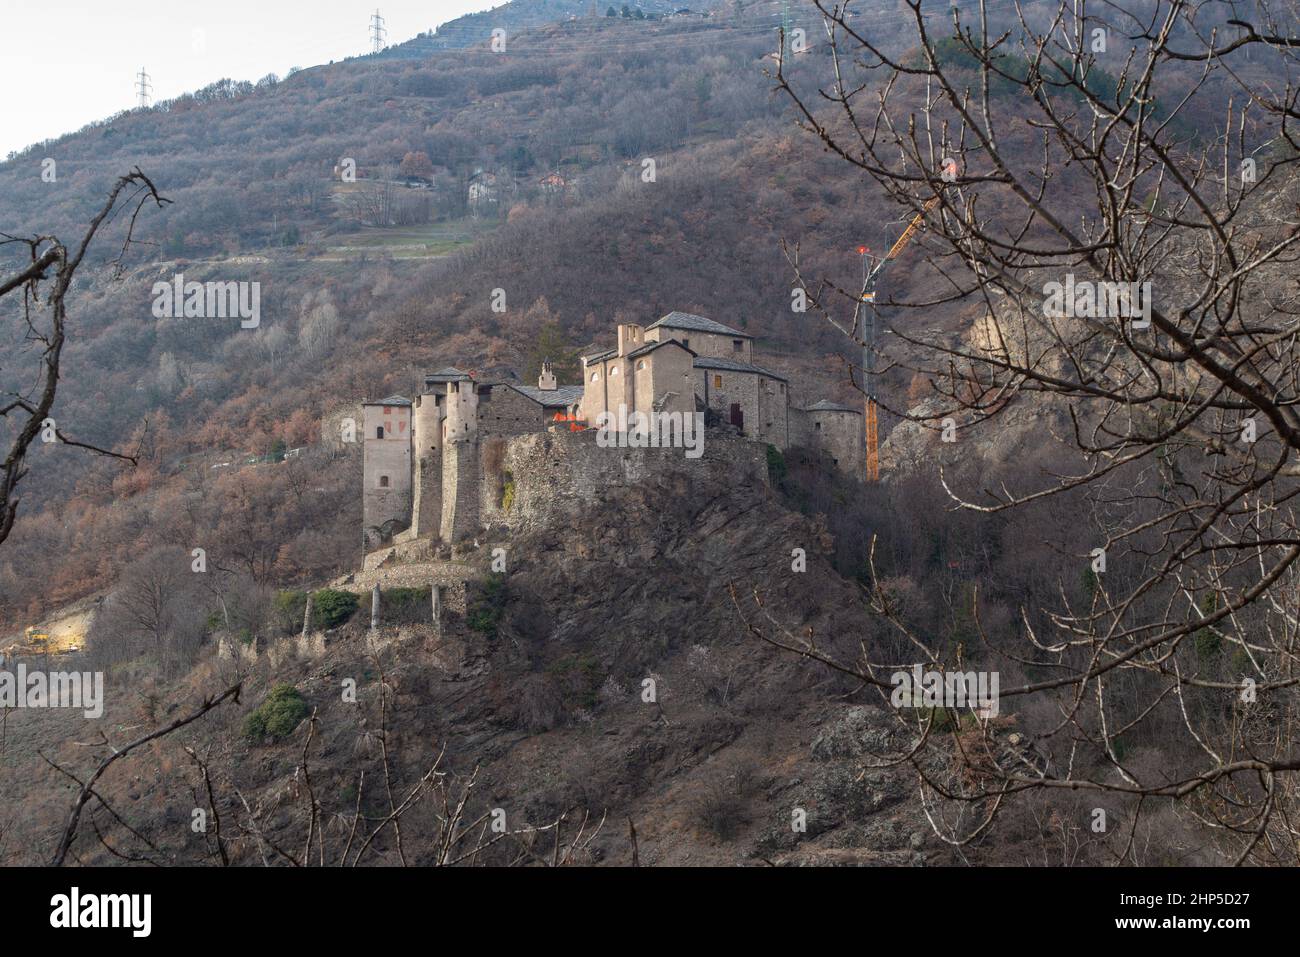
580,312,855,462
360,311,864,552
361,396,413,542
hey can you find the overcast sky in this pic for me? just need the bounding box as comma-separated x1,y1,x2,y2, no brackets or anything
0,0,491,158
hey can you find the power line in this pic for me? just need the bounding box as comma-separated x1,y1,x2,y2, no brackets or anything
370,9,388,54
135,67,152,108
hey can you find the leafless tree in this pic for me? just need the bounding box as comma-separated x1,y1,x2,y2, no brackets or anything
91,545,209,674
45,683,242,866
0,168,168,548
762,0,1300,863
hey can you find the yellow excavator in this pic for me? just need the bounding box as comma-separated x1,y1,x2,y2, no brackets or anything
15,626,80,656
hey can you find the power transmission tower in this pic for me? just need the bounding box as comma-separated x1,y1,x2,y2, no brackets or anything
370,9,387,53
135,67,152,108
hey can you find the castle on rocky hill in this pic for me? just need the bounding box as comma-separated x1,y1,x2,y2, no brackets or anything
361,311,863,551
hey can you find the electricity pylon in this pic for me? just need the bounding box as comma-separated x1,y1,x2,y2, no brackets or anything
135,68,152,108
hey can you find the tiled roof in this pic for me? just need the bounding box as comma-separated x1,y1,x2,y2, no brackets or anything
626,340,696,360
507,384,585,407
805,400,862,414
693,356,788,382
365,394,412,406
648,311,751,338
582,349,616,364
425,366,472,383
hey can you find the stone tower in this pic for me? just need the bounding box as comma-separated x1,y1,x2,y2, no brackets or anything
409,392,443,539
362,396,413,549
440,378,481,542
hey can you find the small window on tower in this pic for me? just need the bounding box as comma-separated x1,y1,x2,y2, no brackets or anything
733,340,743,353
376,426,385,439
713,375,722,389
379,475,390,488
815,422,822,431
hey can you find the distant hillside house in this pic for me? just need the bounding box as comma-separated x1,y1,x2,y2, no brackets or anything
468,170,498,206
538,171,570,194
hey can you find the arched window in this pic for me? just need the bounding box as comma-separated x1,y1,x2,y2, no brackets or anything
376,426,385,439
591,370,600,382
610,366,619,377
379,475,390,488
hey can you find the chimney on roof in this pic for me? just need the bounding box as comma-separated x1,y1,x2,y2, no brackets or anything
538,359,556,391
617,323,643,357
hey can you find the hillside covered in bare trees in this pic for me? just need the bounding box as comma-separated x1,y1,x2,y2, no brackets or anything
3,0,1300,881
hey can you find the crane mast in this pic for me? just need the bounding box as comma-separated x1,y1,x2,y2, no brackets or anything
859,196,938,481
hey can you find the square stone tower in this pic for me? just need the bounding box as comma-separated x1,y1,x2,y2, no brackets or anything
362,396,413,549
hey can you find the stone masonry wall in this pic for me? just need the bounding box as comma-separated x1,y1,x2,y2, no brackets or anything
441,438,482,542
496,428,768,535
818,410,865,478
341,560,481,615
411,448,443,538
479,385,547,436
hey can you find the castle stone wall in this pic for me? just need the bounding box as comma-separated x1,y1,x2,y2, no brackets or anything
342,560,480,615
441,438,482,542
791,407,865,478
497,429,768,534
477,435,511,528
698,367,769,445
816,409,865,477
411,448,443,538
480,385,547,435
757,377,789,449
643,345,696,419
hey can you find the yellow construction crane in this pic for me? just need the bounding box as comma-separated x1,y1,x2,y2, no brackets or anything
857,195,939,481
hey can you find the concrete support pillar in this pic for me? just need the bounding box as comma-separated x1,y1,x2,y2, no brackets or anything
371,585,381,630
431,584,442,627
302,593,314,638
